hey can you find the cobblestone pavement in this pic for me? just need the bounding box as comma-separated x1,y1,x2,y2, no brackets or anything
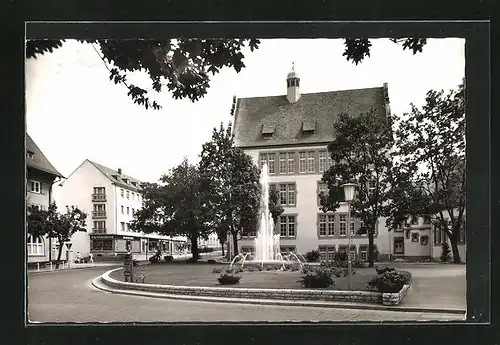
27,267,463,323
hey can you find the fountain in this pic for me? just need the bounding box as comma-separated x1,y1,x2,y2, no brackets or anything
228,162,304,270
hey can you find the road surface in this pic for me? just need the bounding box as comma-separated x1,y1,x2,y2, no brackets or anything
27,267,462,323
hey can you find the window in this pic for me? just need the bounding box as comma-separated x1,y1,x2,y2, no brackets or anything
132,208,135,215
121,222,125,231
394,223,403,232
339,215,347,236
126,190,130,199
327,155,333,168
29,180,41,193
137,194,140,203
411,232,420,242
318,214,335,237
126,207,129,215
287,152,295,173
410,215,418,225
132,193,135,200
27,151,34,159
93,221,106,233
268,153,275,174
279,153,287,174
121,206,124,214
246,230,256,237
120,189,124,197
318,182,328,205
307,151,315,172
319,151,327,172
94,204,105,212
280,215,296,237
360,247,368,261
420,235,429,245
318,246,335,262
299,152,306,173
350,219,355,236
394,237,404,254
94,187,105,194
27,235,44,256
260,153,268,170
367,180,376,197
91,238,113,251
360,221,367,236
127,223,131,231
278,183,296,206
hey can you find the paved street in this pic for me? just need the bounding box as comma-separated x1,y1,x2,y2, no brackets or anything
28,267,462,323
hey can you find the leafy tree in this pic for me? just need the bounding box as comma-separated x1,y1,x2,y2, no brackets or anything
26,38,426,111
199,124,283,258
27,203,87,268
131,159,214,261
392,82,466,263
26,39,260,110
320,110,394,268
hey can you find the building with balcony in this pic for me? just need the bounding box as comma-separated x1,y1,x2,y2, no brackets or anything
57,159,188,260
26,133,65,263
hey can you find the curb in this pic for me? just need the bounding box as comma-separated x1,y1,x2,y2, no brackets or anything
93,269,466,316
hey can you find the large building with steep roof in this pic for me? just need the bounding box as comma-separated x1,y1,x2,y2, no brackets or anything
57,159,188,260
26,134,65,263
232,64,395,261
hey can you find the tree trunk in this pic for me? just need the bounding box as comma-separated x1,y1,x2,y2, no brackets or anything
232,231,239,259
368,228,375,268
220,240,225,256
190,235,200,261
449,230,462,264
56,239,63,269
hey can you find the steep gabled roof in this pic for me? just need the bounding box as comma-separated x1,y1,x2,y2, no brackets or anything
233,86,388,148
26,133,64,178
87,160,143,192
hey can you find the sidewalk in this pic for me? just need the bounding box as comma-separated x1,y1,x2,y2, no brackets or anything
28,262,120,274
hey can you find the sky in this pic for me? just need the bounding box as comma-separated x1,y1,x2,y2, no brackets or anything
26,38,465,190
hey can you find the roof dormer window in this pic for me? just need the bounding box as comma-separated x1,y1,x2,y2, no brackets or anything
26,151,34,159
262,124,275,140
302,120,316,135
123,178,129,184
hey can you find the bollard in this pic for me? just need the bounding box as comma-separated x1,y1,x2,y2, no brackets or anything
37,263,40,271
50,262,53,271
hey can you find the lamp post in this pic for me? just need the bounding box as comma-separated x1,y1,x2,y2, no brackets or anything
341,183,357,291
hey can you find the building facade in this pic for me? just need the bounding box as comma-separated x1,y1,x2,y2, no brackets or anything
26,134,65,263
57,160,187,260
232,65,466,262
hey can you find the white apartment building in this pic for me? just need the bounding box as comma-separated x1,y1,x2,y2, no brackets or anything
57,160,188,260
231,64,466,262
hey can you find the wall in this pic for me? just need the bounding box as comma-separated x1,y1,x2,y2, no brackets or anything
56,160,115,257
115,184,143,236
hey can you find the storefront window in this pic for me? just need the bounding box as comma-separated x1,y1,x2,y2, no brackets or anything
91,238,113,251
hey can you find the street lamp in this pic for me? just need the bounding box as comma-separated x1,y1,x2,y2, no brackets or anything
341,182,357,291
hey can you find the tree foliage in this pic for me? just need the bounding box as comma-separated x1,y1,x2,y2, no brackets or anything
199,123,283,258
320,110,394,267
391,81,466,263
27,203,87,267
26,38,426,110
26,38,260,110
131,159,214,260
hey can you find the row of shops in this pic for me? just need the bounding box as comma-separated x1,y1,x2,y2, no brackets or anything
89,234,190,256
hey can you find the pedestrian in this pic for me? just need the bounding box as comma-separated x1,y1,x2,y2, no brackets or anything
76,251,82,263
89,253,94,263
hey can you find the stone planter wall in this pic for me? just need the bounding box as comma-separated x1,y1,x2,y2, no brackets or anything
101,268,383,304
382,284,410,306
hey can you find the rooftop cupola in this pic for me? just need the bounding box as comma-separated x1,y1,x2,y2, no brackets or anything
286,62,300,103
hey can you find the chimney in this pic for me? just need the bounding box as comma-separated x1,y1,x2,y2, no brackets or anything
118,168,122,175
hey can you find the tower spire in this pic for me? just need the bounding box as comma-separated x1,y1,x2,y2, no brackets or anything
286,62,300,103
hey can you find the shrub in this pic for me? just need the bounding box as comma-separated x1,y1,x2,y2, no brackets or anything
375,266,396,275
265,265,273,271
440,242,451,262
149,255,161,263
217,274,241,285
235,267,244,273
373,247,380,262
334,252,348,262
352,260,366,268
207,259,216,263
367,270,411,293
164,255,173,262
225,267,234,273
297,267,335,288
305,250,320,262
212,267,222,274
291,265,299,272
246,266,255,272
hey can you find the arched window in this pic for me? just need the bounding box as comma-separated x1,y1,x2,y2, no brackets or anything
27,234,44,256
